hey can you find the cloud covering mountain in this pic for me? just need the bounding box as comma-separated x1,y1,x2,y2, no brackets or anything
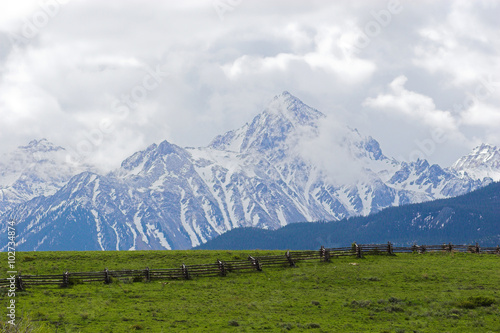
1,92,497,251
1,1,499,172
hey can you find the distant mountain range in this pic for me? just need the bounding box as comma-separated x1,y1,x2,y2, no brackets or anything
196,181,500,250
1,92,499,251
0,139,92,215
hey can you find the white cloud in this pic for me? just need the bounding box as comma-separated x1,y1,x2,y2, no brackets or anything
222,23,377,85
460,102,500,128
412,1,500,87
289,116,365,186
363,75,458,132
0,0,499,170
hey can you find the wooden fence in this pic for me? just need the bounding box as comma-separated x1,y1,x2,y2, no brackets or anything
351,242,500,257
1,242,498,291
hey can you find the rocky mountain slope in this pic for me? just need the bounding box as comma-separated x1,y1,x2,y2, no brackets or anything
1,92,497,251
451,143,500,181
196,181,500,250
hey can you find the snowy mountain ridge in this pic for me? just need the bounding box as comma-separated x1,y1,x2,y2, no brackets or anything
451,143,500,181
0,139,92,215
1,92,498,251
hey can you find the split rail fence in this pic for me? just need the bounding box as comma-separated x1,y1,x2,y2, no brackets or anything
1,242,498,291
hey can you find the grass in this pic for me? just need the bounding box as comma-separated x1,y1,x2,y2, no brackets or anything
1,250,499,332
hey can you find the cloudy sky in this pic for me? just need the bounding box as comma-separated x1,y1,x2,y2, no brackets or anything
0,0,499,171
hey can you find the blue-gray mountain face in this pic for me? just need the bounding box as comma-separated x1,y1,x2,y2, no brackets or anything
1,92,499,251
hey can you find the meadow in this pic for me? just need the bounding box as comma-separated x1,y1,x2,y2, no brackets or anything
1,250,499,332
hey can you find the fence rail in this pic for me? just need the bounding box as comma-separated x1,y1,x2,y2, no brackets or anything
150,268,184,280
1,242,498,291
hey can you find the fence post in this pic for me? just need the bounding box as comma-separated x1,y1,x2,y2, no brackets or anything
387,242,393,255
320,246,331,262
256,259,262,271
411,244,417,253
447,243,453,252
181,264,190,280
62,271,69,287
217,259,226,277
285,250,295,267
355,243,362,258
104,268,111,284
325,248,331,261
15,276,24,291
248,256,262,271
475,243,480,254
145,267,151,282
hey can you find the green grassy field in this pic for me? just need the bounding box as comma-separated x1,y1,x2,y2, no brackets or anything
1,250,499,332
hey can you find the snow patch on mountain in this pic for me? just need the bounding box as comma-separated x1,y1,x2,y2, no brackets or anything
1,92,498,251
0,139,92,214
451,143,500,181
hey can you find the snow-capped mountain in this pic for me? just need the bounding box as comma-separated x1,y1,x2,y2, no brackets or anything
451,144,500,181
197,181,500,250
1,92,497,251
0,139,91,215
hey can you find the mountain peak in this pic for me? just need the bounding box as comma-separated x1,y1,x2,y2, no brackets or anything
454,143,500,166
278,90,292,98
265,91,324,125
473,143,498,155
19,139,64,153
209,92,324,152
271,91,297,104
452,143,500,181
